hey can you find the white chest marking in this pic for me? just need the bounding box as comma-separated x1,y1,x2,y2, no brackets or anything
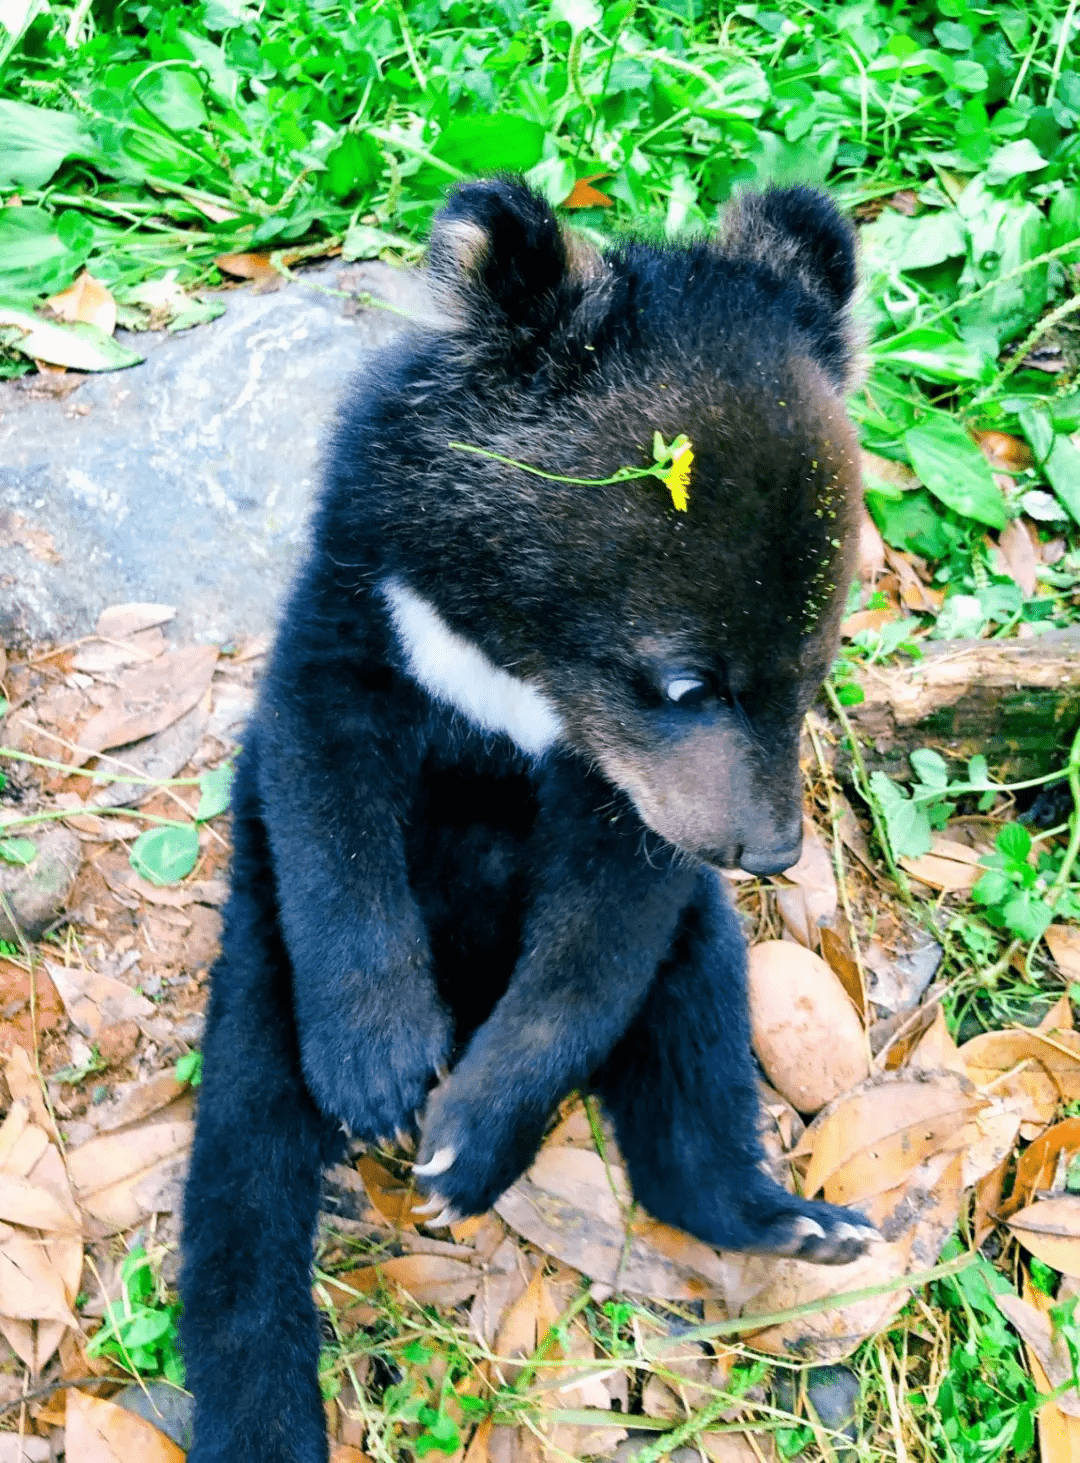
381,578,565,757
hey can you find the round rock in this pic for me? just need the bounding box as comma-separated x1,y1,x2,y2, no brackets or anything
0,824,81,942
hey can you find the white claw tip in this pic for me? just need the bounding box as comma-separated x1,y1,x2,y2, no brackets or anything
411,1193,446,1217
791,1216,828,1241
414,1145,456,1177
427,1205,460,1229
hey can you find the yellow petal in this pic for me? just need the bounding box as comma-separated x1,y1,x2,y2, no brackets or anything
662,446,693,512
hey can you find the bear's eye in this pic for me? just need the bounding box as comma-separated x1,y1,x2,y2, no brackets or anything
664,676,709,707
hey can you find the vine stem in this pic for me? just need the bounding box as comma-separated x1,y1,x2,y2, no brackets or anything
823,681,912,903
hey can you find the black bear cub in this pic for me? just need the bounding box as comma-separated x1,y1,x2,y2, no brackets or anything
181,177,877,1463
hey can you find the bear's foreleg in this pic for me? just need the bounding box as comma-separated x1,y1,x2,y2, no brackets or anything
593,870,879,1264
414,759,700,1218
181,752,346,1463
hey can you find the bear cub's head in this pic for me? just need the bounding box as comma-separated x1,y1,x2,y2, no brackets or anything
371,178,862,875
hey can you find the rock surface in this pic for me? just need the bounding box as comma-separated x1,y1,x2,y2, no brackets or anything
0,823,81,941
0,262,436,647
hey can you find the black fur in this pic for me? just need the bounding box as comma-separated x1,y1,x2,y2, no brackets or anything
181,178,872,1463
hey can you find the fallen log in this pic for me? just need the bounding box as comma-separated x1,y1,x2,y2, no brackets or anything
839,626,1080,781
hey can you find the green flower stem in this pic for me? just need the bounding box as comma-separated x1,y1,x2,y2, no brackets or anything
0,805,190,833
0,745,201,787
1045,720,1080,911
448,441,656,487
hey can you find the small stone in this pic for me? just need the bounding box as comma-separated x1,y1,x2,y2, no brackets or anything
114,1380,194,1452
0,824,80,941
98,1019,141,1066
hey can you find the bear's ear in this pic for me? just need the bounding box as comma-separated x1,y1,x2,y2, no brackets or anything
721,186,857,312
428,177,570,332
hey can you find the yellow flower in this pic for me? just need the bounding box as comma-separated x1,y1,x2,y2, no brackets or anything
661,443,693,512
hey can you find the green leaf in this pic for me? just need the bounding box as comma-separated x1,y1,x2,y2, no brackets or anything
911,748,949,790
930,593,986,640
985,139,1047,185
0,304,143,372
1001,892,1053,941
996,822,1031,865
0,101,100,191
196,764,233,821
1044,437,1080,527
903,415,1007,528
432,116,545,175
0,838,36,866
0,207,88,298
130,824,199,885
874,327,994,384
135,67,209,132
870,771,933,859
175,1050,203,1086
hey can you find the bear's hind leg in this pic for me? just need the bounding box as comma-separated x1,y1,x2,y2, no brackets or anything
593,871,878,1264
181,752,345,1463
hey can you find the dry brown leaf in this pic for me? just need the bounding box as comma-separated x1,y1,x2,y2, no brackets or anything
1009,1197,1080,1277
974,1158,1009,1246
1047,927,1080,982
996,1285,1080,1416
960,1027,1080,1133
841,606,899,638
470,1238,531,1347
323,1254,480,1310
996,520,1039,597
559,174,614,209
73,645,218,765
1003,1117,1080,1217
494,1148,723,1300
486,1424,544,1463
976,430,1034,473
95,604,176,639
905,1006,967,1075
356,1155,419,1227
67,1122,193,1230
47,272,117,336
818,927,865,1021
747,942,867,1114
462,1418,492,1463
0,1223,76,1325
801,1071,979,1204
330,1447,373,1463
493,1262,546,1378
0,1174,80,1233
89,1072,187,1134
5,1048,57,1141
900,836,982,891
1040,995,1076,1033
71,628,166,675
65,1388,185,1463
0,1438,49,1461
779,818,838,923
44,962,154,1042
857,507,887,581
701,1430,777,1463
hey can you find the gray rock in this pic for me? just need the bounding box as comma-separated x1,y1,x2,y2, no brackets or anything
114,1379,195,1451
774,1363,860,1458
0,262,436,648
0,823,80,940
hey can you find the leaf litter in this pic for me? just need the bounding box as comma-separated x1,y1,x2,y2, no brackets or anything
1,605,1080,1460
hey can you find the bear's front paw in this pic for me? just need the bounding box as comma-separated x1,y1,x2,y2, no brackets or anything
411,1075,544,1224
748,1200,882,1266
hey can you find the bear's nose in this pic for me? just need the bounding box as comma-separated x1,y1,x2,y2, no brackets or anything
739,844,802,876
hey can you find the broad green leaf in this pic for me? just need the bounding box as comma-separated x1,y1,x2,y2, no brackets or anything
986,139,1047,184
967,755,990,787
910,748,949,790
0,303,142,371
997,822,1031,865
869,771,933,859
433,116,545,175
1002,892,1053,941
903,212,967,269
130,824,199,885
0,207,87,298
930,593,986,640
135,67,209,131
196,764,234,821
0,100,99,190
874,326,994,384
1045,437,1080,527
903,415,1006,528
0,837,36,866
